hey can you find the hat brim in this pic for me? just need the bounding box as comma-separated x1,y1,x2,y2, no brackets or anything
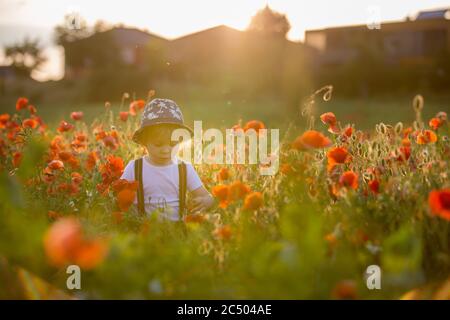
132,121,194,145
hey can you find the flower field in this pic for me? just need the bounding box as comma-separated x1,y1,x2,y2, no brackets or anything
0,88,449,299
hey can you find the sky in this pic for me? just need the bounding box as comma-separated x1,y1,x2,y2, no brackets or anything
1,0,450,80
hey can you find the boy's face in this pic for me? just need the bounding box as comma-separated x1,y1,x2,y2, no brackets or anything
143,124,179,163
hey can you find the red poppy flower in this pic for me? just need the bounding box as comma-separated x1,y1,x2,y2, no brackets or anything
416,130,437,144
228,181,251,202
28,104,37,114
243,120,265,134
119,111,129,121
70,111,84,121
117,189,136,211
429,118,442,130
57,120,74,133
327,147,350,171
217,167,230,181
212,185,229,208
428,189,450,221
243,191,263,211
396,146,411,162
320,112,340,134
368,179,380,194
16,97,28,111
213,225,232,240
339,171,358,190
22,118,39,129
292,130,332,150
48,159,64,170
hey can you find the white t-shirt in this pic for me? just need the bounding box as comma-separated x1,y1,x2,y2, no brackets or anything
120,157,203,221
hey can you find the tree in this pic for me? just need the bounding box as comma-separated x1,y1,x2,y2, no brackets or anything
54,14,92,46
247,5,291,38
4,37,47,77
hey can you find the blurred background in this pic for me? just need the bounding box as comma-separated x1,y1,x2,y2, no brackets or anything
1,0,450,129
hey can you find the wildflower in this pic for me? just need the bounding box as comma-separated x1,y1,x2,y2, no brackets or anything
320,112,340,134
212,185,229,208
327,147,350,171
86,151,99,171
243,191,263,211
243,120,265,134
0,114,10,128
416,130,437,144
324,233,338,247
368,179,380,194
71,133,88,153
129,99,146,115
280,163,294,175
343,126,353,138
213,225,232,241
48,160,64,170
429,118,443,130
339,171,358,190
70,111,84,121
217,167,230,181
332,280,358,300
119,111,129,122
292,130,332,150
436,111,447,122
43,217,108,270
73,239,108,270
117,189,136,211
22,118,39,129
28,104,37,114
71,172,83,185
12,151,22,168
227,181,251,202
16,97,28,111
396,146,411,162
103,135,119,150
428,189,450,221
57,120,74,133
43,218,82,267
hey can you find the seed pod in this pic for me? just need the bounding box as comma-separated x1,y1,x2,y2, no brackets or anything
377,149,383,158
363,172,372,182
436,111,447,121
395,122,403,135
413,94,424,112
379,123,387,135
375,124,380,134
323,86,333,101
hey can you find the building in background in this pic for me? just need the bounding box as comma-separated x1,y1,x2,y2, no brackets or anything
305,7,450,68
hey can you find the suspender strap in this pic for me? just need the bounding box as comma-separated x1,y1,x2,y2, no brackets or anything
178,161,187,220
134,158,145,216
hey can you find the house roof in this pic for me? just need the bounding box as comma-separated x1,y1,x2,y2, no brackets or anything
416,8,450,20
305,15,450,35
73,26,168,46
172,25,242,42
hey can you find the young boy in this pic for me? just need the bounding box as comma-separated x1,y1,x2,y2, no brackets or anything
120,98,214,221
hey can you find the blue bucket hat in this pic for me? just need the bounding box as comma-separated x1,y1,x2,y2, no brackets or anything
132,98,193,145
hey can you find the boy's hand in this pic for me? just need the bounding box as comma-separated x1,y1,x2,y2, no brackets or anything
190,195,214,213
